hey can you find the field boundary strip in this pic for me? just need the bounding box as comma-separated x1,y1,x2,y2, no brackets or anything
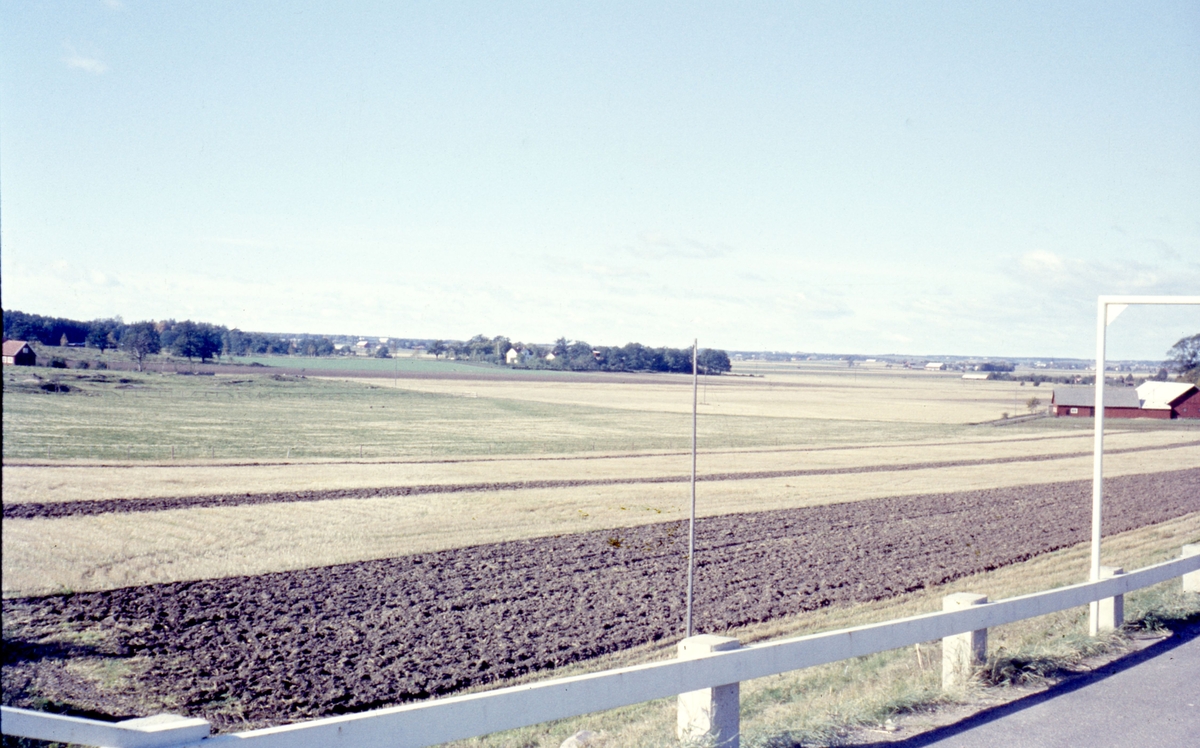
5,441,1199,520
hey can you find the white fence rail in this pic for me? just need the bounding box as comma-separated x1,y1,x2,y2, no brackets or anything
4,547,1199,748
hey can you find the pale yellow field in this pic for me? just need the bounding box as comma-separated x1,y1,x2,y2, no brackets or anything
5,443,1198,597
333,368,1056,424
4,427,1195,506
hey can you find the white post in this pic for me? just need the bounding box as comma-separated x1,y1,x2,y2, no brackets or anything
942,593,988,690
677,635,740,748
1089,298,1107,635
686,339,698,638
1184,545,1200,593
1086,295,1199,636
1096,567,1125,632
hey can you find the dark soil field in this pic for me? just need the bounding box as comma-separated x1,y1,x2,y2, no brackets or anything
3,468,1197,732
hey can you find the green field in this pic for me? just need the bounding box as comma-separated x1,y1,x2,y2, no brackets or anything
1,369,985,461
9,343,561,377
230,354,528,375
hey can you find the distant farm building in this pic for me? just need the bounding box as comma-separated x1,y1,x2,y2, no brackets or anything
1051,387,1142,418
962,373,991,380
505,348,521,365
2,340,36,366
1137,382,1200,419
924,362,945,370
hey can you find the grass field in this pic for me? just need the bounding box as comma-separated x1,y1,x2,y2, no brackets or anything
231,353,532,375
7,364,1196,462
2,367,1026,461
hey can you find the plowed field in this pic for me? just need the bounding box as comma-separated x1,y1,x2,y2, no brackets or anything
3,468,1197,731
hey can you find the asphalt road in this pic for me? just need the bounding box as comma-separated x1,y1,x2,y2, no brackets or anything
859,620,1200,748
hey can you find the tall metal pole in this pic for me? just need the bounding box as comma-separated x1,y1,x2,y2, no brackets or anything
1089,299,1107,635
686,339,698,638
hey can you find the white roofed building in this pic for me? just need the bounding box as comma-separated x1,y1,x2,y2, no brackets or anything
1136,381,1200,419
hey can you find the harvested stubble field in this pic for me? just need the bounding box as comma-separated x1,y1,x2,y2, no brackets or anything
4,432,1198,596
3,470,1198,732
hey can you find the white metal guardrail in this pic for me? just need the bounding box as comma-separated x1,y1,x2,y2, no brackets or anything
3,547,1199,748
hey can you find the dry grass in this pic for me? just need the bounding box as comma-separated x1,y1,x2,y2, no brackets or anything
3,426,1195,506
5,437,1199,598
343,368,1063,425
5,443,1199,597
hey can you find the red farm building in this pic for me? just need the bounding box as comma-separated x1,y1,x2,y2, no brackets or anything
1051,386,1142,418
1136,381,1200,419
2,340,37,366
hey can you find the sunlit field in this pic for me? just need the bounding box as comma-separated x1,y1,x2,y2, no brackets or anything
4,360,1198,596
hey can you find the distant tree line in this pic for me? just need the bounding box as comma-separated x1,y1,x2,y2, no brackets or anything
3,310,339,369
2,310,92,347
4,310,732,374
437,334,731,374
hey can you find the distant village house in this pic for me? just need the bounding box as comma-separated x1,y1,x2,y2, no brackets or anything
2,340,37,366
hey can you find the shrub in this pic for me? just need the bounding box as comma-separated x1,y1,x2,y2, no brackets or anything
49,357,67,369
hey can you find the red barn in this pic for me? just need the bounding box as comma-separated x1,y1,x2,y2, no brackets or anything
2,340,37,366
1137,381,1200,419
1051,386,1142,418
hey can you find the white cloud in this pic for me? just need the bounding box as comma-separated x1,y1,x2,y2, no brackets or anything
1018,250,1066,276
624,232,731,260
63,44,108,74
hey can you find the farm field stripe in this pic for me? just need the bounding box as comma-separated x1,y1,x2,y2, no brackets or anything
0,428,1117,469
5,440,1199,520
4,469,1197,731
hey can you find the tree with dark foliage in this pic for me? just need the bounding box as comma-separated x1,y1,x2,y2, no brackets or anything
1166,333,1200,383
86,318,122,353
120,322,161,372
167,321,223,362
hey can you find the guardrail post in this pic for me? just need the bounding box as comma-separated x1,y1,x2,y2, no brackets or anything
942,593,987,690
1184,545,1200,593
1097,566,1125,631
677,634,740,747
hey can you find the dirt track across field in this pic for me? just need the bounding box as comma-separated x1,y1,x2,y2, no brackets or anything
3,469,1197,731
6,441,1198,520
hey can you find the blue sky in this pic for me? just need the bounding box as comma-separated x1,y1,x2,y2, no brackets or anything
2,1,1197,359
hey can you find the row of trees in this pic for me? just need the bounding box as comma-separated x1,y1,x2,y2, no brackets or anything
3,311,340,368
3,310,733,374
435,334,732,374
2,310,92,348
